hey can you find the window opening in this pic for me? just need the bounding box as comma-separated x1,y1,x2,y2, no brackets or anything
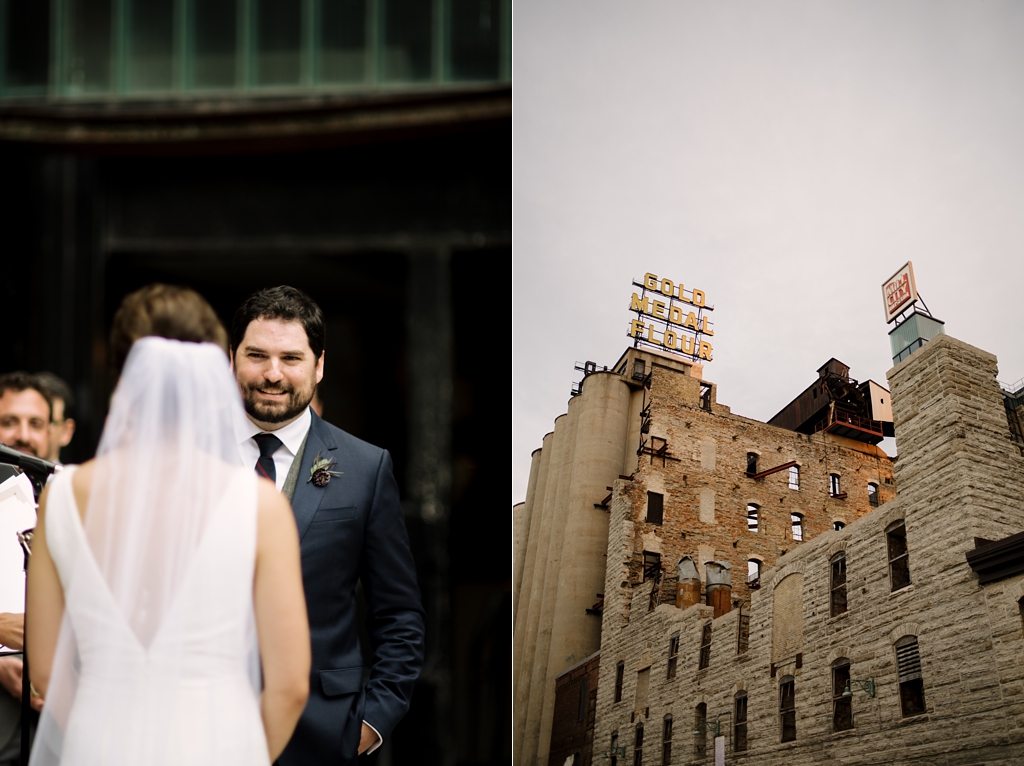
833,521,845,531
830,473,841,497
610,732,619,766
633,359,646,380
832,659,853,731
868,482,879,507
643,551,662,581
647,491,664,524
788,465,800,490
666,633,680,679
693,703,707,759
887,521,911,591
779,676,796,742
829,552,847,617
737,608,750,654
896,636,925,717
700,383,712,412
698,622,712,670
634,724,644,766
747,559,762,589
746,503,760,533
614,661,624,703
734,691,748,752
746,452,758,476
791,513,804,542
661,715,673,765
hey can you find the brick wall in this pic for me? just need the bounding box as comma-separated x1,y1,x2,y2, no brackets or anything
549,653,601,766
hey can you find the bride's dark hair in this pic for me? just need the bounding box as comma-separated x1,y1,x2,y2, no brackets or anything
111,284,228,375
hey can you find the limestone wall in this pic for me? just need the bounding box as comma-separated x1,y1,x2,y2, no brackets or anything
593,334,1024,765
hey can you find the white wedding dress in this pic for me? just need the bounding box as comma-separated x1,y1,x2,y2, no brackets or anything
39,466,268,766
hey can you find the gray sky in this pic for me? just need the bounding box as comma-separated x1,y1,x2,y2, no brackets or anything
513,1,1024,505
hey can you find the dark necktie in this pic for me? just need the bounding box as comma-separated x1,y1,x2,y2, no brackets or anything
253,433,283,484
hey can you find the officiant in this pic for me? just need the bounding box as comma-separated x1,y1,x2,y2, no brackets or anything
0,373,55,766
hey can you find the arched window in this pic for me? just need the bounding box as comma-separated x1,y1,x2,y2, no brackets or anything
788,464,800,490
734,691,748,752
833,520,845,531
895,636,925,717
779,676,796,742
886,520,911,591
791,513,804,542
829,551,847,617
868,482,879,507
747,559,762,588
832,658,853,731
693,703,707,759
746,503,759,533
634,723,644,766
829,473,841,497
661,714,673,765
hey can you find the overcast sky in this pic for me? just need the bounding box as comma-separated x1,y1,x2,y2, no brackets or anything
513,1,1024,505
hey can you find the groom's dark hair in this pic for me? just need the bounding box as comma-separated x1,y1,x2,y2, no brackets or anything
231,286,326,360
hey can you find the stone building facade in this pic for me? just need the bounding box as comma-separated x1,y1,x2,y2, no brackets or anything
593,333,1024,765
514,346,896,766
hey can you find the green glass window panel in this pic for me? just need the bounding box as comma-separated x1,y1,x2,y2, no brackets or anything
889,313,945,363
255,0,301,86
127,0,175,91
67,0,112,93
450,0,499,80
193,0,238,88
382,0,432,82
319,0,366,83
4,0,51,89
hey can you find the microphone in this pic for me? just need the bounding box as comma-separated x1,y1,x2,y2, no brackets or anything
0,442,58,481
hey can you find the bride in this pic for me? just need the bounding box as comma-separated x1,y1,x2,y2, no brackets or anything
25,285,310,765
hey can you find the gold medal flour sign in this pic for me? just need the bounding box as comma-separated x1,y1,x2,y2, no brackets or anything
627,273,715,361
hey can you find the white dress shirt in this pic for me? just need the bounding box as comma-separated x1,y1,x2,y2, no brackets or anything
235,407,312,490
234,406,383,754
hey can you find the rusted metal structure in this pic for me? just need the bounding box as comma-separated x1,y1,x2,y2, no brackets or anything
768,359,895,445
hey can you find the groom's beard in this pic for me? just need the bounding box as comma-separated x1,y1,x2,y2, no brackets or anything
241,380,314,424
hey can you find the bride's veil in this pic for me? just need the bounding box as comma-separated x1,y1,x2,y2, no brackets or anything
31,337,257,765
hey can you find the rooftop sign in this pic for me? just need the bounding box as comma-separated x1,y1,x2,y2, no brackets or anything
627,273,714,361
882,261,918,323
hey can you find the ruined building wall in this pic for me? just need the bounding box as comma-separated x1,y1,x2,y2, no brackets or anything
624,359,893,614
593,334,1024,765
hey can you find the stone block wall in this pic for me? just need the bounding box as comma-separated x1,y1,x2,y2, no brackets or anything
593,334,1024,765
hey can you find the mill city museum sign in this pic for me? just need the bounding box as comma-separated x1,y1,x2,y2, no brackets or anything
882,261,918,323
627,272,715,362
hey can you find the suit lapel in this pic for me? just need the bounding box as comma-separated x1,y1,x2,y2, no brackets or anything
291,413,338,542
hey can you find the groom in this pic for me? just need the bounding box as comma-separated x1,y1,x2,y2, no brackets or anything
231,286,424,764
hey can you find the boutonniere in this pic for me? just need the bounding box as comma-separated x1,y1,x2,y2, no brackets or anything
308,452,342,487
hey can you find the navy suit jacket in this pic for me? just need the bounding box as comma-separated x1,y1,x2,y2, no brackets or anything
279,412,425,765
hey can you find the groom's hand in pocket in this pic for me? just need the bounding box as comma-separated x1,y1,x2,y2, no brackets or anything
358,723,379,755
